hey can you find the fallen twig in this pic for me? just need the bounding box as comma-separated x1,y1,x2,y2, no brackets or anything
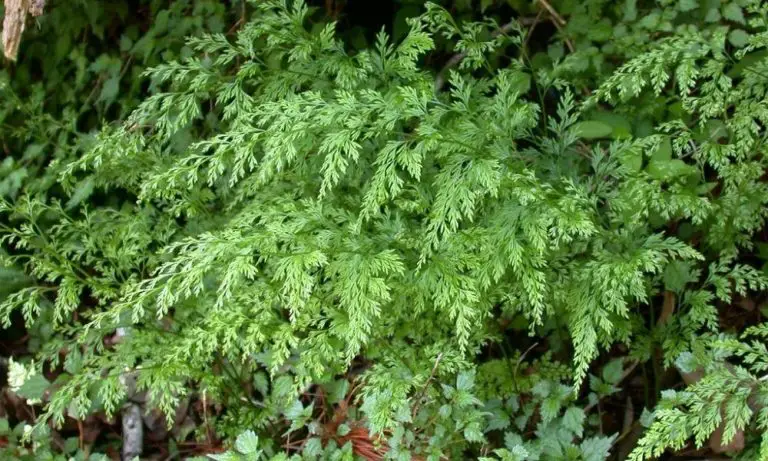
2,0,44,61
116,327,143,461
410,353,444,420
533,0,574,53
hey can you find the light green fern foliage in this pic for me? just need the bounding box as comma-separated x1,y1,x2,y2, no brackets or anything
2,0,768,459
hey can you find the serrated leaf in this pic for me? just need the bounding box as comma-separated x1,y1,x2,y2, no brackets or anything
235,430,260,455
639,408,655,427
65,176,95,210
303,437,323,457
209,453,242,461
253,372,268,396
722,3,745,24
463,423,485,442
663,260,696,293
531,380,551,398
323,379,349,405
580,435,615,461
64,436,80,454
540,396,562,424
562,407,586,437
456,370,475,391
624,0,637,21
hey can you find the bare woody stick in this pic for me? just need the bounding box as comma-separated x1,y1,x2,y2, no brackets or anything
116,326,143,461
2,0,45,61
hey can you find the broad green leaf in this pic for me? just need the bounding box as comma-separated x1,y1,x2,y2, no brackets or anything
663,260,696,293
17,374,50,401
323,379,349,405
601,359,623,385
540,396,562,424
456,370,475,391
235,430,260,455
303,437,323,456
619,148,642,172
678,0,697,12
722,3,745,24
99,76,120,103
65,176,95,210
728,29,749,47
574,121,613,139
580,435,615,461
562,407,586,437
590,112,632,139
624,0,638,21
647,158,697,181
705,7,721,22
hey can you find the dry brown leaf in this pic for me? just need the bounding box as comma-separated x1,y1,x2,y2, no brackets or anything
28,0,44,17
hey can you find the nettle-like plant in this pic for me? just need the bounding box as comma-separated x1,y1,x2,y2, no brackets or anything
2,0,768,459
587,1,768,458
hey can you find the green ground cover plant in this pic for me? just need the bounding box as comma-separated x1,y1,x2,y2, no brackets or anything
1,0,768,460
